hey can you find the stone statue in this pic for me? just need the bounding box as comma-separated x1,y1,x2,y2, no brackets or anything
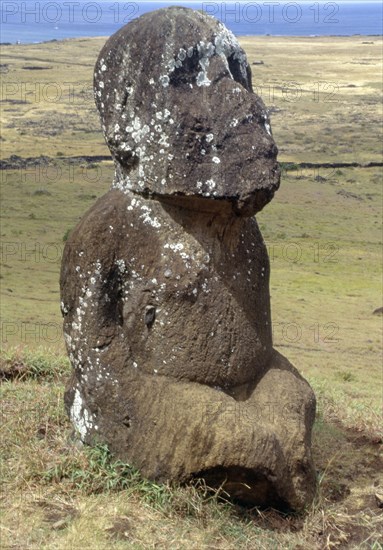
60,7,316,510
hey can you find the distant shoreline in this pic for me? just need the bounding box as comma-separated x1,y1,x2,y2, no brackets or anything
1,33,382,46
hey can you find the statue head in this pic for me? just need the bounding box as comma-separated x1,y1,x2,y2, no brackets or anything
94,6,280,216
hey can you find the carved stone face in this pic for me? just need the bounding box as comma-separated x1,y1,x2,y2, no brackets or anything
94,6,280,215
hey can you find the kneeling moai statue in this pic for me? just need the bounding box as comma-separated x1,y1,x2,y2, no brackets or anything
60,7,316,510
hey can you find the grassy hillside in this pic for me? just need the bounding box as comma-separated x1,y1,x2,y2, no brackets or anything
1,35,382,548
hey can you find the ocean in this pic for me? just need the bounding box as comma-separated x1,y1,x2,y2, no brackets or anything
1,1,382,44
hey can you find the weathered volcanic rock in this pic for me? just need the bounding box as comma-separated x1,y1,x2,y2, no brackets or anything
94,6,279,216
60,6,316,511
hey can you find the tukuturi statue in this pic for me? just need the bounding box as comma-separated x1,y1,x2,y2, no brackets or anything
60,7,316,510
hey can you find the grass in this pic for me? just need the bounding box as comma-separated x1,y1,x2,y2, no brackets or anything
0,34,382,548
257,165,382,416
0,160,111,342
0,37,107,159
0,345,70,381
0,347,382,548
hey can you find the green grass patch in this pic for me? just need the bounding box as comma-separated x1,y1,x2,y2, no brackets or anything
0,346,70,381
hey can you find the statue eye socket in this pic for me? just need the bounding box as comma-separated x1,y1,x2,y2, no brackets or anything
145,306,156,328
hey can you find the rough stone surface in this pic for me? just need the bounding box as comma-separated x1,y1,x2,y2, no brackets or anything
61,7,316,511
94,6,279,216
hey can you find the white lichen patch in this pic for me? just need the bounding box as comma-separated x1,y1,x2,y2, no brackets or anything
125,116,150,145
202,279,211,294
159,134,170,148
139,205,161,228
196,40,215,87
215,25,248,82
70,388,93,440
116,259,126,273
197,71,211,87
159,75,170,87
263,112,272,136
127,197,140,211
164,242,184,252
159,26,249,91
178,48,187,62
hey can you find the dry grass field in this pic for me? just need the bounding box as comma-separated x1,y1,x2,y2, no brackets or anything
0,34,382,549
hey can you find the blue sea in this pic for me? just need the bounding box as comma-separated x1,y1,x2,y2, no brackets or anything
1,1,382,43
